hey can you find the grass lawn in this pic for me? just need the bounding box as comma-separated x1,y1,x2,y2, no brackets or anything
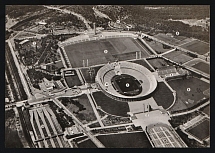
77,139,97,148
180,40,209,55
97,132,152,148
64,37,150,68
92,91,129,117
191,62,209,74
64,70,82,87
167,77,209,111
130,59,154,72
186,119,209,141
144,40,171,54
154,33,192,46
163,50,193,64
151,82,174,109
59,94,97,123
5,110,23,148
147,58,173,69
201,104,210,116
80,65,103,83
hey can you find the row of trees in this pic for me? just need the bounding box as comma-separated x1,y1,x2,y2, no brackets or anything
6,5,45,19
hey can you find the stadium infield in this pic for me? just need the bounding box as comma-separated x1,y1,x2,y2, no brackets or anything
63,37,151,68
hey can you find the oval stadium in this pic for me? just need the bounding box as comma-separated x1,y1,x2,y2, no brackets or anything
95,61,157,102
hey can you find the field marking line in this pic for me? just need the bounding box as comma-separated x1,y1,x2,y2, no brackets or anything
160,48,176,56
193,39,210,45
177,39,195,47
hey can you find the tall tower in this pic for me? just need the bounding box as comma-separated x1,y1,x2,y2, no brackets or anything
93,22,96,35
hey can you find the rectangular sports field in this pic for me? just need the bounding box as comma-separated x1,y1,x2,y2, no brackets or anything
64,37,151,68
144,40,172,54
186,118,209,141
77,139,97,148
163,50,194,64
191,62,210,75
96,132,152,148
130,59,154,72
154,33,193,46
180,40,209,55
147,58,173,69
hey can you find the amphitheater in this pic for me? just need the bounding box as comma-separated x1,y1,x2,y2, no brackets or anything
95,61,157,102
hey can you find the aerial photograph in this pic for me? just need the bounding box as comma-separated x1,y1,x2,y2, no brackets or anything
5,5,210,148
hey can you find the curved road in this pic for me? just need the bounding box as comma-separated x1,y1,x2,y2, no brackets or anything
43,5,92,31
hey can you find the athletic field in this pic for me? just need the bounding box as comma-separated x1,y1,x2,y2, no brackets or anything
63,37,151,68
191,62,210,75
96,132,152,148
163,50,194,64
186,118,209,141
184,59,210,75
154,33,193,46
180,40,209,55
167,77,209,111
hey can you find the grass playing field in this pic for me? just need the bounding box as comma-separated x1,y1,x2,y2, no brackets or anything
186,119,209,141
180,40,209,55
151,82,174,109
112,74,142,96
144,40,171,54
96,132,152,148
167,77,209,112
92,91,129,117
130,59,154,72
77,139,97,148
80,65,103,83
64,70,82,87
191,62,209,75
147,58,173,69
163,50,194,64
64,37,151,68
154,33,193,46
201,104,210,116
